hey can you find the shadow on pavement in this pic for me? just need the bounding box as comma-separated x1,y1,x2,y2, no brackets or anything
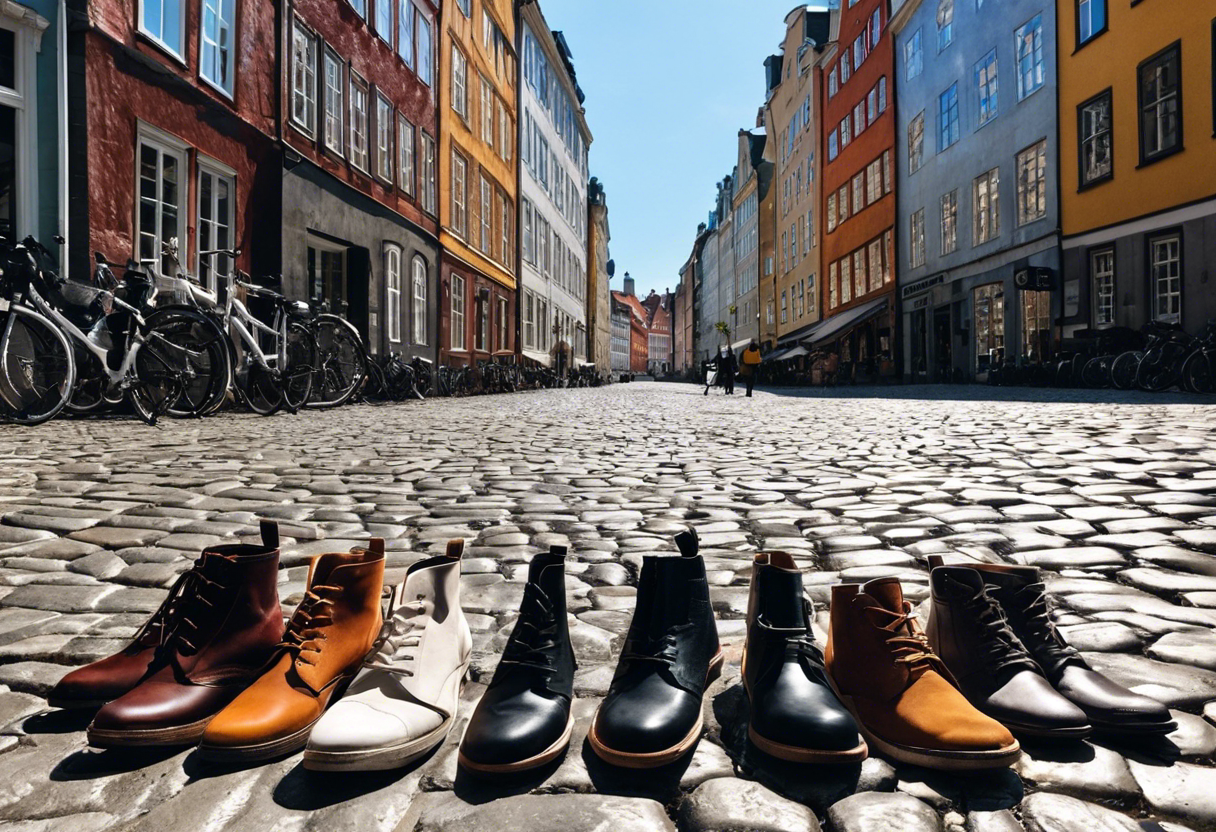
579,737,695,802
51,745,184,780
272,751,431,810
452,755,566,805
22,709,94,735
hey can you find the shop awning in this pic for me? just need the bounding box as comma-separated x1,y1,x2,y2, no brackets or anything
805,297,888,348
762,347,791,363
522,350,551,367
779,345,809,360
777,318,822,347
731,338,752,352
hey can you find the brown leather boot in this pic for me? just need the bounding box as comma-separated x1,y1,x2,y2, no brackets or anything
825,578,1020,770
196,540,385,762
86,521,284,747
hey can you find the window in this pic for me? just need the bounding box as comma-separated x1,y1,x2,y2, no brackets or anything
1077,0,1106,46
911,208,926,267
456,0,470,16
1151,234,1181,323
878,76,888,113
853,174,864,215
399,0,414,67
841,258,852,303
196,163,233,293
941,190,958,255
871,8,883,50
906,29,923,80
450,274,466,349
780,291,787,324
200,0,234,95
1079,89,1113,187
853,250,865,297
939,84,959,151
1091,248,1114,327
479,174,492,254
1139,42,1182,164
499,192,512,267
883,231,894,284
866,158,882,204
829,67,839,98
386,245,402,343
522,198,534,264
451,149,467,237
841,48,851,84
525,293,535,348
376,94,393,182
376,0,392,43
909,112,925,172
1022,290,1052,360
349,0,366,18
1016,139,1047,226
480,76,494,146
855,101,867,134
974,283,1005,373
829,262,838,309
854,36,864,71
976,50,998,126
349,75,369,171
974,168,1000,244
416,11,432,86
420,132,436,214
497,100,511,161
323,51,343,154
1015,15,1045,101
827,192,838,232
412,256,427,344
476,293,488,352
497,297,508,352
838,185,850,222
883,150,892,193
398,116,415,195
868,240,883,293
841,114,851,147
141,0,184,57
136,132,186,276
452,46,468,119
828,129,839,161
938,0,954,51
291,21,316,135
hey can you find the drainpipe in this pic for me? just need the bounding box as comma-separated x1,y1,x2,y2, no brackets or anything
57,0,68,278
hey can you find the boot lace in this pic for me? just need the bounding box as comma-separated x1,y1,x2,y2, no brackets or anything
963,588,1038,678
864,603,938,671
623,622,695,667
363,595,429,677
1010,582,1080,676
279,584,341,667
142,558,227,656
499,582,560,676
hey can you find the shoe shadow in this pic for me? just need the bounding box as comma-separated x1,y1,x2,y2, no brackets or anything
894,763,1024,812
22,709,95,735
452,756,565,805
50,745,185,781
270,744,441,811
579,738,695,803
1097,732,1182,766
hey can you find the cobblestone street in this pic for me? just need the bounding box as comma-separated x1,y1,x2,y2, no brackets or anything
2,383,1216,831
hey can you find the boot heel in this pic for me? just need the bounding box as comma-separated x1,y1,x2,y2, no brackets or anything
706,650,725,685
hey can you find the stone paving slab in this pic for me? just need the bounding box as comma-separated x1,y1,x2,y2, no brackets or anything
0,383,1215,831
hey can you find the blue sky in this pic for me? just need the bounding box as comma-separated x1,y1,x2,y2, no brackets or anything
540,0,820,298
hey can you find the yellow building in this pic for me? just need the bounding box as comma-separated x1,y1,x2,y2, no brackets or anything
438,0,518,365
1058,0,1216,335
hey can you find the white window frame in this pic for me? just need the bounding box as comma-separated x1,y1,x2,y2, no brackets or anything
909,111,925,173
416,10,432,87
452,44,468,120
349,73,370,172
480,74,494,147
385,244,402,343
911,208,926,267
1016,139,1048,227
199,0,235,97
398,0,414,68
322,49,344,156
398,115,415,195
479,174,492,254
451,148,468,237
375,0,393,45
290,19,317,136
135,124,189,277
941,189,958,255
937,0,954,51
976,49,998,126
1151,235,1181,324
196,157,236,294
1015,14,1045,101
1091,248,1115,327
450,273,466,349
375,93,393,184
1080,90,1112,186
140,0,186,61
974,168,1000,244
420,131,436,214
905,29,922,80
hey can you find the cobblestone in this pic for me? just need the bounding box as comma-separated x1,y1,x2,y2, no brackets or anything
0,383,1215,830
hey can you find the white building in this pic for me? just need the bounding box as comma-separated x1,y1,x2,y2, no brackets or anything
519,4,591,370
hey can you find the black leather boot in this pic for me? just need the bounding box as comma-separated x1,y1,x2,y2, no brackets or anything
927,565,1091,739
589,529,722,768
744,553,867,762
946,559,1176,735
459,547,576,773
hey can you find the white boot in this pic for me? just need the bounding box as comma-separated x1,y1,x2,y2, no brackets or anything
303,540,472,771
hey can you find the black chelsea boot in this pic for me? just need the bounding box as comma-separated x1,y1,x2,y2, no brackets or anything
588,529,722,768
459,547,577,773
744,552,867,763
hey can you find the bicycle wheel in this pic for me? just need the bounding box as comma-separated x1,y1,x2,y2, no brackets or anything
0,305,75,425
148,310,232,419
233,351,283,416
66,348,120,414
307,318,367,408
1081,356,1110,389
280,321,317,412
1182,351,1215,394
128,336,185,425
1136,351,1177,393
1110,351,1142,390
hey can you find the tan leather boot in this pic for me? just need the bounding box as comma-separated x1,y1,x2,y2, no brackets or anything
196,540,385,762
825,578,1020,770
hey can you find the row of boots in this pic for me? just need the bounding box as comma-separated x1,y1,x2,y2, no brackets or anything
48,522,1171,775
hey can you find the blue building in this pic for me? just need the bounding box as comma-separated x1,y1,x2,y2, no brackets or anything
0,0,64,264
891,0,1060,382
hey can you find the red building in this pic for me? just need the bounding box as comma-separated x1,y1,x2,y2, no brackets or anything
280,0,441,360
612,283,650,374
819,0,898,380
641,289,672,375
68,0,280,284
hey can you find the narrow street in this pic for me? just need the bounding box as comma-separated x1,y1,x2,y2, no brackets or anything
1,383,1215,831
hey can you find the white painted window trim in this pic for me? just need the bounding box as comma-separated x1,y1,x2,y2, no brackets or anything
199,0,235,99
385,243,402,343
0,9,49,241
138,0,187,63
195,154,236,293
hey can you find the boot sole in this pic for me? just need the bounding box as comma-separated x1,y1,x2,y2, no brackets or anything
87,715,214,748
458,712,575,774
1091,718,1177,736
1003,721,1092,741
303,716,455,772
587,650,724,770
48,698,109,711
748,724,869,764
196,718,319,764
828,679,1021,771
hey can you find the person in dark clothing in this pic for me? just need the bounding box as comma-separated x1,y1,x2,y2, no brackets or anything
739,341,762,397
714,346,737,395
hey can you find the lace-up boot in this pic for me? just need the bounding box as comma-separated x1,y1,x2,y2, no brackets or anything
744,552,866,763
85,521,284,747
926,565,1090,739
197,540,385,762
589,529,722,768
459,546,575,773
826,578,1020,770
304,540,472,771
947,559,1175,735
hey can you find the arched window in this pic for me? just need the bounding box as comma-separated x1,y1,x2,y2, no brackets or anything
412,255,428,345
385,244,402,343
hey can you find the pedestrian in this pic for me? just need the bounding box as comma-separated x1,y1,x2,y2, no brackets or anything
740,340,762,397
717,345,737,395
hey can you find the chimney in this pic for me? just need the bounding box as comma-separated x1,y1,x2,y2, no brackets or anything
623,272,635,296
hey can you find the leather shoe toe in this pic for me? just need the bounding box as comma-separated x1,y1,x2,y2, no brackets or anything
594,675,700,754
985,671,1090,735
462,687,569,765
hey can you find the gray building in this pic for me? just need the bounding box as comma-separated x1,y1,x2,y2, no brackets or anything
698,218,721,364
892,0,1060,382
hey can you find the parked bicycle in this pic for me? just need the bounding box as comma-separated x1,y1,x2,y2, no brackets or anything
1180,321,1216,394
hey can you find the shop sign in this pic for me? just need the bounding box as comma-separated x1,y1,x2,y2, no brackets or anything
1064,279,1080,317
902,273,945,299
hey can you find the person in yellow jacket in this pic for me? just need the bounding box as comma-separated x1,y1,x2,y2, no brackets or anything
739,341,762,397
